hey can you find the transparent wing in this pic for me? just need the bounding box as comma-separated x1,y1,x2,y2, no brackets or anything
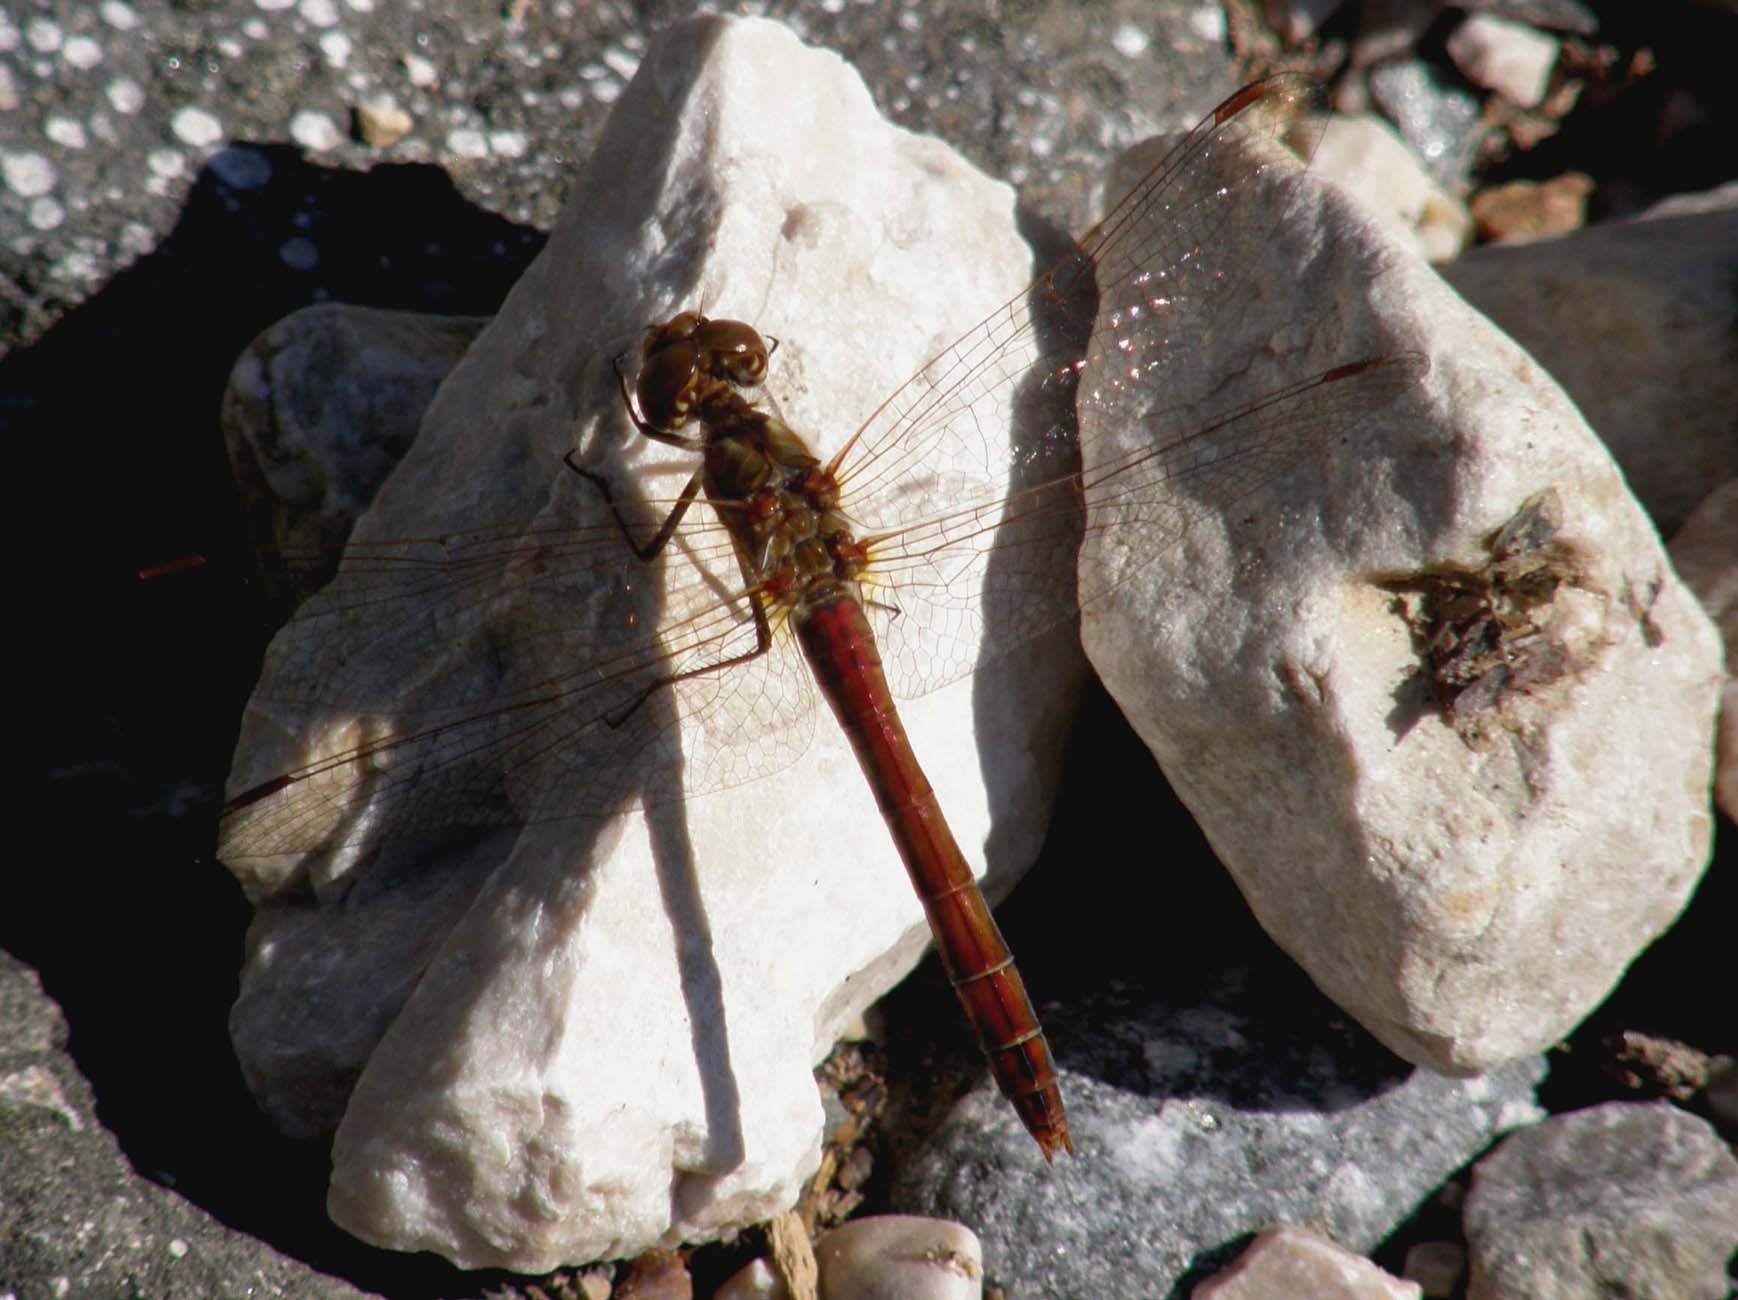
827,75,1421,698
220,506,816,859
221,74,1426,864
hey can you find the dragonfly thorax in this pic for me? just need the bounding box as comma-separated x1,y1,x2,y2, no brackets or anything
699,402,866,602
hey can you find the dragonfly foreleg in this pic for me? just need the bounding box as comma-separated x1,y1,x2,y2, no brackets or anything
564,451,708,563
600,589,776,730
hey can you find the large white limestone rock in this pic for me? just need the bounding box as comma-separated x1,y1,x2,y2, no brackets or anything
219,16,1070,1271
1077,105,1722,1076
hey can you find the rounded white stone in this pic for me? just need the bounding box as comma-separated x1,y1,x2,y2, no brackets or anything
2,152,55,198
29,196,65,230
288,110,343,151
171,105,224,147
26,18,62,52
45,116,88,148
445,127,487,158
64,35,102,68
105,76,144,114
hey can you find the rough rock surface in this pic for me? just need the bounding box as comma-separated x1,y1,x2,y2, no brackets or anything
219,16,1074,1271
0,952,374,1300
893,963,1545,1298
1078,103,1723,1077
223,304,490,614
1464,1102,1738,1300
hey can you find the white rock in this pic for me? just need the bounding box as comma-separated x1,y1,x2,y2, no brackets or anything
288,108,343,152
220,14,1069,1271
170,105,223,148
1078,92,1722,1076
814,1216,981,1300
2,151,56,197
1306,112,1470,261
1194,1226,1421,1299
715,1258,787,1300
1446,14,1558,109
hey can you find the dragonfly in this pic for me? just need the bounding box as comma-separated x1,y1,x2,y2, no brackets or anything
218,74,1424,1161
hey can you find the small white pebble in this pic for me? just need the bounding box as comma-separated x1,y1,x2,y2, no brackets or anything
100,1,140,30
64,35,102,68
300,0,340,27
319,30,351,66
171,106,223,147
254,0,296,11
105,76,144,114
354,92,411,147
167,1239,189,1259
146,148,185,178
289,109,342,151
242,18,268,39
29,196,65,230
3,152,56,197
345,0,375,11
1447,13,1558,109
402,52,436,87
1112,23,1148,58
0,18,19,54
487,129,526,158
57,247,99,283
446,127,487,158
217,36,243,58
45,117,88,148
601,46,638,82
1188,4,1226,42
26,18,62,53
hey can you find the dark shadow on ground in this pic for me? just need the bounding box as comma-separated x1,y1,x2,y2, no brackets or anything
16,142,547,1297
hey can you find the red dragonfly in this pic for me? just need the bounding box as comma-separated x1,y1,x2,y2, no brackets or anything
218,75,1422,1160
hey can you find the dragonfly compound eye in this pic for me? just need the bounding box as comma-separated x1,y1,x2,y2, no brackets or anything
692,317,770,388
635,336,702,432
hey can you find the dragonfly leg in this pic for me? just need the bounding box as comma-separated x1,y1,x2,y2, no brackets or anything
565,451,706,562
602,588,776,729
